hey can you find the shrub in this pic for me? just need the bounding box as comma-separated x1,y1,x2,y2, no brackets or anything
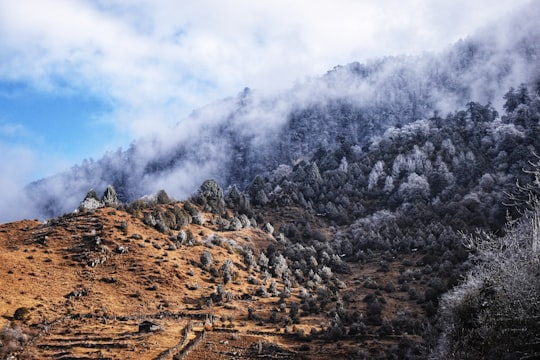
255,285,268,298
243,249,256,270
365,298,383,326
434,207,540,359
289,302,300,324
196,179,225,214
156,189,171,204
13,307,30,321
200,250,213,270
119,220,129,235
0,324,29,357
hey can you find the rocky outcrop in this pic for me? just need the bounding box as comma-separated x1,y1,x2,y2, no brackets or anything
78,185,119,212
101,185,119,207
78,189,102,211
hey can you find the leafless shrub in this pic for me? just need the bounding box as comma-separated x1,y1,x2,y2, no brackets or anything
0,324,30,357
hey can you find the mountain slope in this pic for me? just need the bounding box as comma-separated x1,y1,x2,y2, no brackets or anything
0,195,430,359
4,74,540,358
4,88,540,358
3,86,540,357
23,1,540,220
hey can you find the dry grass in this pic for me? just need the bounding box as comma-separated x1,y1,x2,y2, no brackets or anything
0,204,427,359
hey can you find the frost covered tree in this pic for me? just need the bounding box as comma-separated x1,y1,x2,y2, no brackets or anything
200,250,213,270
368,161,386,190
101,185,119,207
196,179,225,213
434,164,540,359
156,189,171,204
398,173,430,202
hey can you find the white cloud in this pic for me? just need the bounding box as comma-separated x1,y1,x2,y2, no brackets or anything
0,141,40,221
0,135,77,221
0,0,532,138
0,121,29,138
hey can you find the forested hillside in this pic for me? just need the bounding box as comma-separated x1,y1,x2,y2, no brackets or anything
3,85,539,358
219,83,540,358
24,1,540,219
4,2,540,359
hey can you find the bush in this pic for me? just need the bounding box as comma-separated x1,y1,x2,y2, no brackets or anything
365,298,383,326
196,179,225,214
0,324,29,357
200,250,213,270
13,307,30,321
156,189,171,204
119,220,129,235
434,208,540,359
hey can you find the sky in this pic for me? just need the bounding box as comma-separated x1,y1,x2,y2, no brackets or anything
0,0,532,216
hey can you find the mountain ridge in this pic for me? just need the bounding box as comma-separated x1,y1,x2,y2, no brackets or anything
19,1,540,221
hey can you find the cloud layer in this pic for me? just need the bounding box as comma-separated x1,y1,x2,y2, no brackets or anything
1,0,532,132
0,0,535,222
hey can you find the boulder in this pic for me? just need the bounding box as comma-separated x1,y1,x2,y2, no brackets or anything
79,189,103,211
101,185,119,207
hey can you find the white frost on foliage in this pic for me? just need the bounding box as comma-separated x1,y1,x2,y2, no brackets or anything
368,161,386,190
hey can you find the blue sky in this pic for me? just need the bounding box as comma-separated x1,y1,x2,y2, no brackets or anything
0,0,532,220
0,84,115,164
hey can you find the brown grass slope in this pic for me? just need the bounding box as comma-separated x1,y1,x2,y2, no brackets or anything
0,203,427,359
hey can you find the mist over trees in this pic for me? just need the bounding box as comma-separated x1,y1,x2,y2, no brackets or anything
214,83,540,358
224,81,540,267
23,2,540,219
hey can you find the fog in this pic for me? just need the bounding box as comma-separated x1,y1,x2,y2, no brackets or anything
5,1,540,222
